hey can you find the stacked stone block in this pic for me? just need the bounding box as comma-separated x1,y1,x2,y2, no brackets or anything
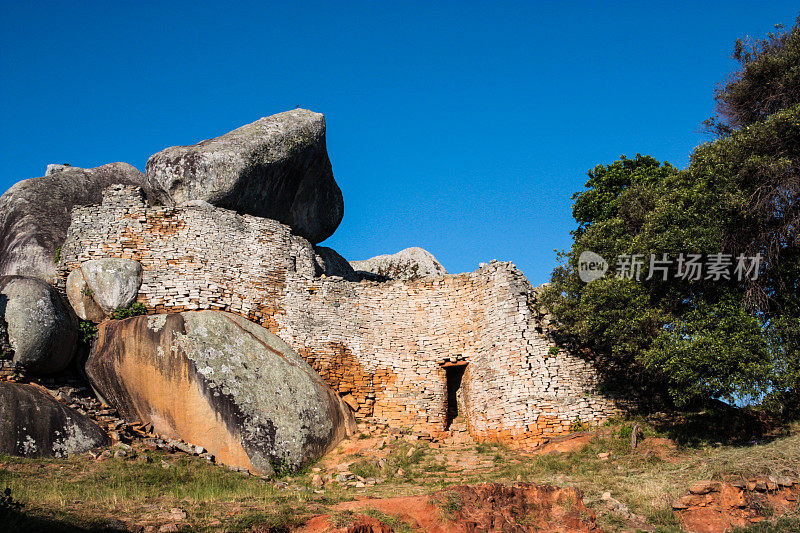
57,185,618,448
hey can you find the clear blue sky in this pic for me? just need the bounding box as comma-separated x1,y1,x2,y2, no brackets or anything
1,1,797,284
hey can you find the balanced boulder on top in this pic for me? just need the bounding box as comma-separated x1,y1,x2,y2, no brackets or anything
86,310,355,475
146,109,344,244
0,163,152,283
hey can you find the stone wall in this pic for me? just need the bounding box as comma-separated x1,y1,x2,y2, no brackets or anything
58,185,618,448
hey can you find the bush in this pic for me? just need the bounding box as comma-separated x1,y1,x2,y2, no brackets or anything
78,320,98,345
110,302,147,320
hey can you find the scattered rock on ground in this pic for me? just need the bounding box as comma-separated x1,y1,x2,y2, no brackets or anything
350,247,447,281
145,109,344,244
674,479,800,533
86,310,356,476
0,275,77,374
0,163,151,283
0,382,109,457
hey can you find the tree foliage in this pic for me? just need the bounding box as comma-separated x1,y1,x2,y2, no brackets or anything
544,16,800,410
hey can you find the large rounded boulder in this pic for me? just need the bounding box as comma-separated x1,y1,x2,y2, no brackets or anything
0,383,109,457
66,258,143,316
350,247,448,280
0,276,77,374
86,311,355,475
313,246,359,281
0,163,152,283
145,109,344,244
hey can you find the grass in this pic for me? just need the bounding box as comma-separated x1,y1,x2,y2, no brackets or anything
361,508,417,533
431,491,464,520
730,508,800,532
2,413,799,532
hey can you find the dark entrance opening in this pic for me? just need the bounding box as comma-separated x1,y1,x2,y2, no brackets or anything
445,363,467,429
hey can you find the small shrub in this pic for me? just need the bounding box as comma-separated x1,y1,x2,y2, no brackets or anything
81,286,94,297
548,346,561,356
111,302,148,320
571,417,588,432
53,246,61,264
78,320,98,345
0,487,23,517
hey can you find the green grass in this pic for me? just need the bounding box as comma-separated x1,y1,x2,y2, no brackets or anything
730,509,800,532
2,414,799,532
361,508,417,533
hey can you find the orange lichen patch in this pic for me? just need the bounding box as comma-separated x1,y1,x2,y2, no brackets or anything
114,348,254,472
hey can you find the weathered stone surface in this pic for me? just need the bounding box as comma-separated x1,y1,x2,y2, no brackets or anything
45,163,72,176
145,109,344,244
0,163,151,283
65,268,106,322
78,258,143,313
350,247,448,280
0,276,77,374
314,246,359,281
86,311,355,475
0,382,109,457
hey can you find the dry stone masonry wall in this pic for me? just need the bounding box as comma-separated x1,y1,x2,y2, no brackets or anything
58,185,617,448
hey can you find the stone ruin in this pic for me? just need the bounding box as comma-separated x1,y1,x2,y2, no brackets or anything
0,108,619,472
56,183,617,448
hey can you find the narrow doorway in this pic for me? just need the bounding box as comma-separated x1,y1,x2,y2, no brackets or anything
445,363,467,429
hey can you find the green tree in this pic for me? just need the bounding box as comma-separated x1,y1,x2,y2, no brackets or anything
544,17,800,409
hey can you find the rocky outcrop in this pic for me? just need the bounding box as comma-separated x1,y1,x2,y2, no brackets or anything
0,382,109,457
673,479,800,533
67,258,143,315
86,311,355,475
350,247,448,280
0,276,77,374
314,246,359,281
145,109,344,244
0,163,151,283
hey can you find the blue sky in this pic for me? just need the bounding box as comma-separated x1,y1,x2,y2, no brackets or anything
1,1,797,284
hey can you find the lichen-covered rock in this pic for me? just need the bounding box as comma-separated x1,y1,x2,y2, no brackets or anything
350,247,448,280
0,163,152,283
86,311,355,475
0,276,77,374
65,268,106,322
314,246,359,281
145,109,344,244
77,258,143,313
0,382,109,457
